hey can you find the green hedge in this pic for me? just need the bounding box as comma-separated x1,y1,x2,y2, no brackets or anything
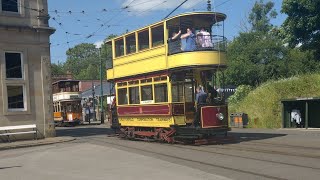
228,73,320,128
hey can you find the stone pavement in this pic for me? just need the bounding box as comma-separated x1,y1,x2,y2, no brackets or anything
0,137,75,151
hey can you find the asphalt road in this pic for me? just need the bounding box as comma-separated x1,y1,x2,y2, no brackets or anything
1,125,320,180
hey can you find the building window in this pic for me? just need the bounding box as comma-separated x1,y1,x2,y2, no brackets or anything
117,88,128,105
2,0,19,12
152,25,164,47
115,38,124,57
7,85,25,110
126,34,136,55
129,86,139,104
155,83,168,103
141,85,153,102
5,52,22,79
138,29,149,51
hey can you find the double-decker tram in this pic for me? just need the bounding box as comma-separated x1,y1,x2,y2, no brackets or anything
52,80,82,126
107,12,229,144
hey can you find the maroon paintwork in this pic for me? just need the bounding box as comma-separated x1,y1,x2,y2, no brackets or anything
117,105,170,116
201,106,227,128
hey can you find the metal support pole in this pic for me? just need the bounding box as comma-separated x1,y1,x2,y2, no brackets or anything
99,48,104,124
305,101,308,129
92,82,96,122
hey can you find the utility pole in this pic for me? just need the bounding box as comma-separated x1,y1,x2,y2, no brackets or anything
207,0,211,11
99,48,104,124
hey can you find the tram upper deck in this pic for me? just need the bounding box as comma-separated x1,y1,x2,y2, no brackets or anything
106,12,227,81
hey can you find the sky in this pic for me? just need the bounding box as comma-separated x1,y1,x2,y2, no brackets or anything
48,0,286,64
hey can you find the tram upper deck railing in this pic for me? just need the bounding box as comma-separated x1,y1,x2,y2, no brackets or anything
168,35,227,55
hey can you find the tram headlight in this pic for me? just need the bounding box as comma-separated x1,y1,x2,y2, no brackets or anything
216,113,224,121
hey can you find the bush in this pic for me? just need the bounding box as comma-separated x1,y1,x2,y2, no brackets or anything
228,85,252,105
228,73,320,128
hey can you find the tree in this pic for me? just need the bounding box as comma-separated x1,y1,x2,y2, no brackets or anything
281,0,320,59
51,62,65,76
225,31,288,86
64,43,99,79
248,0,277,32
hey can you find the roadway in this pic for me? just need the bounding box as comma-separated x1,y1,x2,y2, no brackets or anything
0,125,320,180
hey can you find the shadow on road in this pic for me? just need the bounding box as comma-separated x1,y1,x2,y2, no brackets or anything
56,126,115,138
227,131,287,143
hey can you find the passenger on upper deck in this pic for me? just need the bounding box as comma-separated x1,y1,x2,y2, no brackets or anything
196,28,213,48
168,30,182,54
168,30,181,42
181,28,196,51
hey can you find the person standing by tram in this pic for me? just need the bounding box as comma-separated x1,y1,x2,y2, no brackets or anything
193,85,208,127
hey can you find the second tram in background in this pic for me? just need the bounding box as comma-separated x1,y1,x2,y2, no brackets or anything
52,80,83,126
107,12,229,144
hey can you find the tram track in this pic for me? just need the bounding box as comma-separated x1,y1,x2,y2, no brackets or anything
241,141,320,151
84,136,298,180
207,144,320,159
168,144,320,170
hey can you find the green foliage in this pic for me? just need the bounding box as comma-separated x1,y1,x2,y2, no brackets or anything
64,43,99,79
228,85,252,105
281,0,320,59
229,74,320,128
51,62,65,75
225,0,320,87
225,31,288,86
249,0,277,32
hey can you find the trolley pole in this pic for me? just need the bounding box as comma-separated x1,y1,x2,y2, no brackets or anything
99,48,104,124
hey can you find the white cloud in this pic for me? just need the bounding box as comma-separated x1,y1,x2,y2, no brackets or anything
122,0,202,12
94,40,104,48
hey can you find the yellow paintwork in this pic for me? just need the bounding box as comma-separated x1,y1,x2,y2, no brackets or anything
168,51,227,69
109,46,166,79
106,12,227,81
174,116,187,125
119,116,186,127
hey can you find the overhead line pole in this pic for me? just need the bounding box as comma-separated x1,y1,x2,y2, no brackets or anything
163,0,188,20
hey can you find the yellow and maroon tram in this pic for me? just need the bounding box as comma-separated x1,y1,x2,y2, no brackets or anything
52,80,82,126
106,12,229,144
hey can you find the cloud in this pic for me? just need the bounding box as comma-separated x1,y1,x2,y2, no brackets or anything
94,40,104,48
122,0,202,12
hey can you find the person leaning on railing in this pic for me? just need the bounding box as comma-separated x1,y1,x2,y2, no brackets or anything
196,28,213,48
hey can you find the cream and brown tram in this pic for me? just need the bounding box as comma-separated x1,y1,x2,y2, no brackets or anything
52,80,82,126
107,12,229,144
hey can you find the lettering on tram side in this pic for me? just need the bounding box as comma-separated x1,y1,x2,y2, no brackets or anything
121,117,172,122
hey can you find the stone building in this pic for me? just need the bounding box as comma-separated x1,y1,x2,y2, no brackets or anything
0,0,55,139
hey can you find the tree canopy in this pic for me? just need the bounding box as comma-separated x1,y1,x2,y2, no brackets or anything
281,0,320,59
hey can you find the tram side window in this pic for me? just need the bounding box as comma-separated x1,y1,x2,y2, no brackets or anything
129,86,139,104
141,85,153,102
115,38,124,57
118,88,128,105
138,29,149,51
152,25,164,47
126,34,136,55
155,83,168,103
172,83,184,102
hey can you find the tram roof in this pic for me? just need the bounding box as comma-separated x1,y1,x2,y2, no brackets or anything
105,11,227,43
52,80,80,85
